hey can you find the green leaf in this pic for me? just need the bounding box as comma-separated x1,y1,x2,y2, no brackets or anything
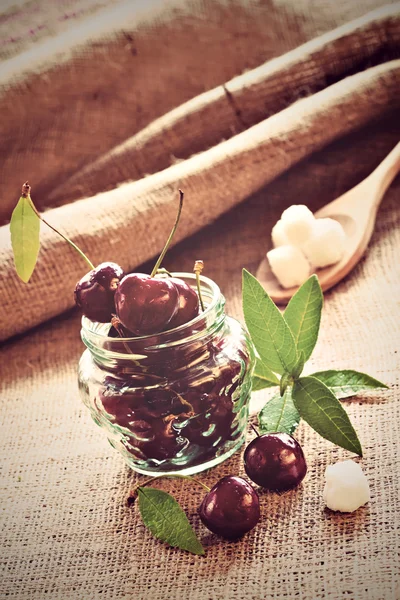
242,269,297,375
259,388,300,435
138,487,204,555
292,351,306,380
252,358,279,391
10,196,40,283
279,372,292,397
292,376,362,456
284,275,323,362
310,369,388,399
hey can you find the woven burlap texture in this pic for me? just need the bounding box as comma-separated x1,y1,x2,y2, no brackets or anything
0,2,400,341
1,123,399,599
1,1,399,599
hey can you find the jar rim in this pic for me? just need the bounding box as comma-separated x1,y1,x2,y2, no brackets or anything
81,272,221,343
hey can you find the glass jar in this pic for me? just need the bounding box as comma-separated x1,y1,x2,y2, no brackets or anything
78,273,255,476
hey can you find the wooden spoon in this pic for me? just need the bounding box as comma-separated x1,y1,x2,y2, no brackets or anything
256,142,400,304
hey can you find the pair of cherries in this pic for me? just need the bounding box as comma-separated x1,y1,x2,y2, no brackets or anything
74,262,199,335
198,432,307,539
131,432,307,541
74,191,200,335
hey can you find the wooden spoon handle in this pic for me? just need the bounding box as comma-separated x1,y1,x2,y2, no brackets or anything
367,141,400,207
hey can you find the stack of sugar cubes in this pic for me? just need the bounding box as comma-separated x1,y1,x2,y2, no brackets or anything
268,205,346,289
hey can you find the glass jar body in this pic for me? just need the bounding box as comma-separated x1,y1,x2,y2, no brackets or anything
78,274,255,476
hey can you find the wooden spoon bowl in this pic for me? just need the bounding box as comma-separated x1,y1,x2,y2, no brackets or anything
256,142,400,304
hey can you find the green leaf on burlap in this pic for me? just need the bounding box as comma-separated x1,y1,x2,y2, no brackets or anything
310,369,388,399
138,487,204,555
292,376,362,456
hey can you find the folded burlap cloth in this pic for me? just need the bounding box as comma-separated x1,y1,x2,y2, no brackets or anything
1,3,400,600
0,1,399,341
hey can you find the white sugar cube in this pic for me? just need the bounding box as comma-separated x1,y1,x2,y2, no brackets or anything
271,219,288,247
280,204,315,246
302,218,346,268
281,204,314,222
323,460,370,513
267,245,311,289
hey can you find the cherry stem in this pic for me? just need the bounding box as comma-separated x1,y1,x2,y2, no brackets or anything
150,189,184,278
128,473,211,503
22,182,95,270
250,423,260,437
193,260,205,311
156,267,172,277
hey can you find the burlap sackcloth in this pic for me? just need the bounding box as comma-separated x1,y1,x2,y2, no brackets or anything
1,0,400,341
1,1,400,599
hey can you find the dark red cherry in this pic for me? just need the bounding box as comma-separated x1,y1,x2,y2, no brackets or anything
74,262,124,322
166,277,199,329
198,475,260,539
244,432,307,492
115,273,179,335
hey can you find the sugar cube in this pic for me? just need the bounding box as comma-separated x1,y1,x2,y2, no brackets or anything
281,204,314,222
267,245,311,289
271,219,288,247
280,204,315,246
323,460,370,513
302,217,346,268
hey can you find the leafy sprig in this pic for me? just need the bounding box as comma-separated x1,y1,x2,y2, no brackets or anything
243,270,388,456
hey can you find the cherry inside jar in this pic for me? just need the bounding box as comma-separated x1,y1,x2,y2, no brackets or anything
78,273,255,475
